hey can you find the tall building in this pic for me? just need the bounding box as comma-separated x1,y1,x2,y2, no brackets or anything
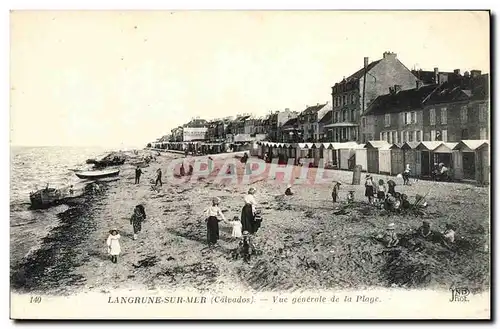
327,51,421,142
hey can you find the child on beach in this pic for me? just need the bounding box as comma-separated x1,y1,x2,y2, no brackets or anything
69,185,74,196
332,181,341,204
130,205,146,240
377,179,387,202
347,190,355,204
106,229,121,263
229,216,243,239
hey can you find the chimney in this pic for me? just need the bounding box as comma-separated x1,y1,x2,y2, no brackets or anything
464,71,470,77
383,51,397,60
416,80,423,89
434,67,439,84
454,69,461,75
364,57,369,68
471,70,482,78
394,85,402,93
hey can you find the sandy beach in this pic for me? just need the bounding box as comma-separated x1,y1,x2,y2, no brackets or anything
11,150,490,295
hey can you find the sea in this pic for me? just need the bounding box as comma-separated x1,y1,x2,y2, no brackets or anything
10,146,113,267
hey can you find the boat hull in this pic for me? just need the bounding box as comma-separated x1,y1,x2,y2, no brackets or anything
29,188,63,209
75,169,120,180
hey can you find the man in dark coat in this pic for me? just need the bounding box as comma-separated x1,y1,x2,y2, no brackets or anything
135,166,143,184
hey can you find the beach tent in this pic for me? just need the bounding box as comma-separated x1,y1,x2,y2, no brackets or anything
452,140,490,184
389,143,404,175
365,141,392,174
401,142,422,177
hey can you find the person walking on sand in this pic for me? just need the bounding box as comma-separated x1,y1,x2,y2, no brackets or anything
403,164,411,185
241,187,258,234
106,229,121,263
155,168,163,187
130,205,146,240
135,166,143,184
203,197,226,246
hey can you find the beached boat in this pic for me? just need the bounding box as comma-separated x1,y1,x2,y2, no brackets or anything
75,168,120,180
29,186,63,208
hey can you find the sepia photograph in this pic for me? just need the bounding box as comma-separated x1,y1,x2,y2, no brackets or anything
9,9,491,319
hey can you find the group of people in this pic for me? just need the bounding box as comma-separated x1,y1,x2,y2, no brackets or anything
202,187,261,262
375,220,456,250
106,204,147,263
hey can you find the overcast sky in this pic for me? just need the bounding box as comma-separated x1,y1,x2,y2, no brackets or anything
10,11,489,147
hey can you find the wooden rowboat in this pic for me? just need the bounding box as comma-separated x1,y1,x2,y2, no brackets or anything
29,186,63,208
75,168,120,180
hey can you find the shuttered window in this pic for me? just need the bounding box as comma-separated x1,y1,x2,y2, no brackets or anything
441,107,447,125
461,106,468,124
430,108,436,126
442,129,447,142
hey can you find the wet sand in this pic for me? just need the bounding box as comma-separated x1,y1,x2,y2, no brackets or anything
11,150,490,295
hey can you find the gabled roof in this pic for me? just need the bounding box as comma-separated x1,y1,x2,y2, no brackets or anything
365,140,392,149
426,74,489,105
319,110,333,124
364,85,437,116
300,103,328,115
282,117,298,127
346,60,382,81
416,141,444,151
401,141,420,150
453,140,489,151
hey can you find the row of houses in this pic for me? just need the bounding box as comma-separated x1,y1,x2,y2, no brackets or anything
153,51,489,149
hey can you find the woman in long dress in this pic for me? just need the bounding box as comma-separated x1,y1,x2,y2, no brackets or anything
204,197,226,246
241,187,258,234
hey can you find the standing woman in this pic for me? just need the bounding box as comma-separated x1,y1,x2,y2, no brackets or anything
364,174,375,204
241,187,258,234
204,197,226,246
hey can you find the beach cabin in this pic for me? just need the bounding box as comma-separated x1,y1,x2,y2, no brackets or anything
415,141,444,177
355,147,368,172
401,142,422,177
452,140,490,184
365,141,392,174
296,143,315,166
389,144,404,175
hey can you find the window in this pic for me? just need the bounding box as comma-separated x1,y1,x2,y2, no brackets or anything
388,131,392,143
408,131,414,142
334,112,339,123
479,104,487,121
431,130,436,141
342,95,346,106
461,129,469,139
441,107,447,125
405,112,411,125
430,108,436,126
382,132,386,141
416,130,422,142
379,132,383,140
461,106,468,124
442,129,447,142
343,110,347,121
412,111,417,124
392,131,398,144
435,130,442,141
384,114,391,127
351,94,355,104
362,117,366,127
480,128,487,139
351,109,355,121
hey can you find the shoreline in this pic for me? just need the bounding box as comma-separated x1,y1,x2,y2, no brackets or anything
10,150,491,296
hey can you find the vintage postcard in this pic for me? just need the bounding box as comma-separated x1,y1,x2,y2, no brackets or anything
10,10,490,319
